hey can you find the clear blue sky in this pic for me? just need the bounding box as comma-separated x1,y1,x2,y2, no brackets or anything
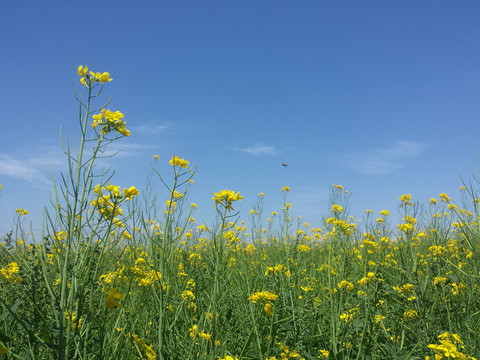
1,1,480,236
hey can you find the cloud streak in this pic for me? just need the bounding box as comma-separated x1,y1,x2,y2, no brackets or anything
0,141,149,189
0,153,61,187
231,143,278,156
341,140,429,175
133,123,169,135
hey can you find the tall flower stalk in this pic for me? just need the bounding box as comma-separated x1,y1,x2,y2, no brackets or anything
36,66,134,359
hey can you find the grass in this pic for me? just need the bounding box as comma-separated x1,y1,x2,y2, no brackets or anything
0,67,479,360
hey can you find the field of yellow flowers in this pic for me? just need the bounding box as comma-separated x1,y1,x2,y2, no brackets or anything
0,68,479,360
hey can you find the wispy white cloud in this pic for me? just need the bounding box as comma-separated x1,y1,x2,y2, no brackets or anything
132,123,169,135
341,140,429,175
231,143,278,156
0,153,62,187
0,141,150,190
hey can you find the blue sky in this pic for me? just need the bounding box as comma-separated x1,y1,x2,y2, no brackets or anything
1,1,480,236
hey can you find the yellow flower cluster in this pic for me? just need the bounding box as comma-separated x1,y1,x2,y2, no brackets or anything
90,71,113,83
64,311,82,331
439,193,451,203
274,343,304,360
399,194,413,207
357,272,375,287
15,208,29,216
403,309,418,319
92,109,130,137
128,258,162,287
189,324,211,341
248,290,278,303
98,268,124,287
212,190,244,211
172,190,184,199
77,65,113,88
169,155,190,168
132,334,156,360
265,264,287,276
318,349,329,358
393,283,415,295
90,183,138,222
339,312,353,323
433,276,447,288
53,231,68,241
106,287,124,310
264,303,273,316
297,244,311,252
427,332,477,360
337,280,354,291
325,217,356,236
0,262,21,283
181,278,197,311
339,307,359,323
331,204,343,213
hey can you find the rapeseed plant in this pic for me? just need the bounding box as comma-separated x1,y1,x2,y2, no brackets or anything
2,66,480,359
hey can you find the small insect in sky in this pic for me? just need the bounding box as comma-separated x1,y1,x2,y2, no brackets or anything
282,163,288,168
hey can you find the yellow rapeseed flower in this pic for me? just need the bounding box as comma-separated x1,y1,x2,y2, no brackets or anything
123,186,139,200
439,193,450,202
78,65,89,76
169,155,190,168
89,71,113,83
106,287,124,310
337,280,354,291
331,204,343,213
132,334,156,360
248,290,278,303
333,184,344,191
172,190,184,199
399,195,413,209
188,325,211,341
92,109,129,137
319,349,329,358
78,65,113,86
0,262,21,283
264,303,273,316
64,311,82,331
403,309,418,319
15,208,29,216
427,332,472,360
212,189,243,211
297,244,311,252
199,331,211,341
